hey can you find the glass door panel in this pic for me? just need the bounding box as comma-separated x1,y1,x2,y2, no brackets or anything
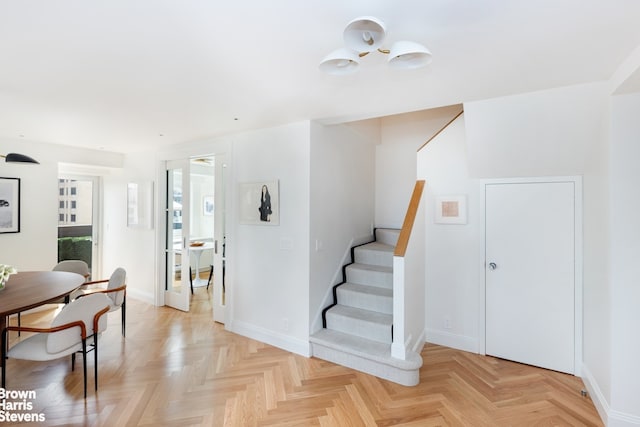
165,160,190,311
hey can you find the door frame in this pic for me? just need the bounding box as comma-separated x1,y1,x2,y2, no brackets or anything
57,173,102,280
154,146,232,322
478,176,583,375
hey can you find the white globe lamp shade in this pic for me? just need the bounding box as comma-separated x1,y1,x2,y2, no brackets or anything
343,16,386,52
388,41,432,69
319,48,360,75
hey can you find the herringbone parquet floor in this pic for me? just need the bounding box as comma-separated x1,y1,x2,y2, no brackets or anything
3,284,603,426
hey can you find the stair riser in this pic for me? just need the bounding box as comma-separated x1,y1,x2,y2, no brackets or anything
337,288,393,314
311,343,419,386
326,312,392,344
354,248,393,268
346,266,392,289
375,229,400,247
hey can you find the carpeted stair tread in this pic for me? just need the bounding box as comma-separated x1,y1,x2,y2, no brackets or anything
375,228,401,246
357,241,394,253
354,242,394,267
347,263,392,274
310,329,423,370
327,304,392,325
339,283,393,298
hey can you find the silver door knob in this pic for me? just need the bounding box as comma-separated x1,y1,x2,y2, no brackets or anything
488,262,497,270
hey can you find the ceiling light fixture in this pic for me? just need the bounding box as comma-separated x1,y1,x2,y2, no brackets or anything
320,16,432,75
1,153,40,164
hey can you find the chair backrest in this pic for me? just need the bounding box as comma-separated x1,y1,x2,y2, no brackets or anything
107,267,126,307
53,260,90,281
46,293,111,354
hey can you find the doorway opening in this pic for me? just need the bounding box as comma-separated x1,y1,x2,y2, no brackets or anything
57,175,100,278
164,155,227,323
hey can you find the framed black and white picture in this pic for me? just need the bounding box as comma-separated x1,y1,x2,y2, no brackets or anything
0,177,20,233
239,180,279,225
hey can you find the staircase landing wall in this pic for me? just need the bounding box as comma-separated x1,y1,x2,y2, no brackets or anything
309,121,377,334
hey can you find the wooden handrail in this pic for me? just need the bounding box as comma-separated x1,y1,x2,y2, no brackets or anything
417,109,463,152
394,180,425,257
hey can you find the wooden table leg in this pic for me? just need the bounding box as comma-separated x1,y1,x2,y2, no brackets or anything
1,315,6,356
1,315,6,385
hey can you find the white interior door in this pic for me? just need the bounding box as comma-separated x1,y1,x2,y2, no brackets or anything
213,154,227,324
485,180,575,374
165,159,191,312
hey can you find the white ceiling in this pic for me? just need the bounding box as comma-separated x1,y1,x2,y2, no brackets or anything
1,0,640,153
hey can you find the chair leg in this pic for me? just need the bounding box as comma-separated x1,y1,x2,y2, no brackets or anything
121,298,126,337
207,265,213,290
72,352,76,371
94,335,99,391
189,266,194,294
81,340,87,398
17,313,20,336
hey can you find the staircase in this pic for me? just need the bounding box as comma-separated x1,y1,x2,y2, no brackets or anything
310,228,423,386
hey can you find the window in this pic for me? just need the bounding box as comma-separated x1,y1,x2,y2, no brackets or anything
57,175,97,276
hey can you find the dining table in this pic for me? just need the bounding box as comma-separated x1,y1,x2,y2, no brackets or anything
174,242,215,289
0,270,86,360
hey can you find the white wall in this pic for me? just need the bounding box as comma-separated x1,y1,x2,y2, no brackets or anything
464,82,615,423
609,93,640,424
376,105,463,228
464,82,612,403
229,121,311,356
417,116,481,352
309,120,377,333
101,151,157,303
0,138,123,272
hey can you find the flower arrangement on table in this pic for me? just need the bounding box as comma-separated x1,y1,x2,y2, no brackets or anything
0,264,17,290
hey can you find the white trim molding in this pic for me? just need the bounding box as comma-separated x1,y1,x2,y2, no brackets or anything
582,364,640,426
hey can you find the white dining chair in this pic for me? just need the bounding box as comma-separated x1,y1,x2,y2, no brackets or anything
2,293,111,398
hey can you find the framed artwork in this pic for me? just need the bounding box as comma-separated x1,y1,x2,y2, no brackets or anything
435,195,467,224
127,181,154,229
239,180,279,225
203,195,214,216
0,177,20,233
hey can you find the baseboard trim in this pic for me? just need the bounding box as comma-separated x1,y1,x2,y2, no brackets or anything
412,329,427,353
228,319,311,357
127,288,155,305
581,363,640,426
425,328,478,354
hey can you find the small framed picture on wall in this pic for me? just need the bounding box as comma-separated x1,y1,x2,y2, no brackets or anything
238,180,279,225
435,195,467,224
203,195,214,216
0,177,20,233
